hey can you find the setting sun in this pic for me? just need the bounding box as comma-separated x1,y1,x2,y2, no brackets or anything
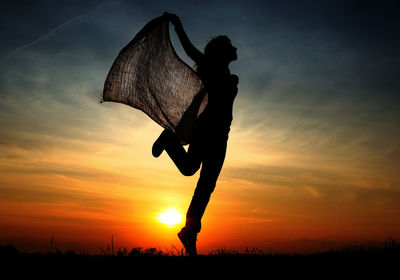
157,209,183,226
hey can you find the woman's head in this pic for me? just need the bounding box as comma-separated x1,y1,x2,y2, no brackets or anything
204,35,237,64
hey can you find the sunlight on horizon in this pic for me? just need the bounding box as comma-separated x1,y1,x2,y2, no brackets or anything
156,209,183,226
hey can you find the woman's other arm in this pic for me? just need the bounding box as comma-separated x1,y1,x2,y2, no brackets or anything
164,13,204,65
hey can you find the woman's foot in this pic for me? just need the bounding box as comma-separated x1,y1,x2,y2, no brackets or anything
178,226,198,256
152,129,173,157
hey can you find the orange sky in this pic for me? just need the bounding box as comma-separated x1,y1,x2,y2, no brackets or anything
1,1,399,254
1,104,399,254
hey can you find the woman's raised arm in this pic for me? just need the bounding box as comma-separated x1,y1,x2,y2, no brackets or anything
164,13,204,65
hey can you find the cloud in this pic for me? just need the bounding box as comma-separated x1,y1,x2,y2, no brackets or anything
232,217,279,224
0,160,132,184
223,162,400,205
0,184,118,211
224,164,347,189
0,1,106,64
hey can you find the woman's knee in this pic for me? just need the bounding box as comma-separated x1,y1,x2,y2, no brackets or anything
180,162,201,176
181,168,196,176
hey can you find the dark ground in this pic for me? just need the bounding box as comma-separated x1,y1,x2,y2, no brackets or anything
1,240,399,278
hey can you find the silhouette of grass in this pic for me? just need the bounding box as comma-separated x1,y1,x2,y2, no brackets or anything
1,238,399,277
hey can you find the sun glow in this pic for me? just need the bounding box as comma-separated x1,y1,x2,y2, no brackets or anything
157,209,183,226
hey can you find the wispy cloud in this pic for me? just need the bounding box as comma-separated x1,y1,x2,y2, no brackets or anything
0,1,111,65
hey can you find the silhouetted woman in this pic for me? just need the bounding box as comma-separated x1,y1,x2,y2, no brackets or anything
152,13,238,256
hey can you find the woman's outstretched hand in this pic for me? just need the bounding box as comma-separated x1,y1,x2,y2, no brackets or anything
163,12,180,26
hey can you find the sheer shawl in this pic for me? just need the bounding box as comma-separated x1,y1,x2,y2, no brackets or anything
103,16,207,144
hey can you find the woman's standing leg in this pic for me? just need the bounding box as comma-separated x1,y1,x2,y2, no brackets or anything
185,142,226,232
178,141,227,255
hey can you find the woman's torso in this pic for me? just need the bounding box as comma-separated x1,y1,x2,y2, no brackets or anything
194,62,238,142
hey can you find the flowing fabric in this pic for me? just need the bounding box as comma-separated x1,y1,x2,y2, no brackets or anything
103,16,207,144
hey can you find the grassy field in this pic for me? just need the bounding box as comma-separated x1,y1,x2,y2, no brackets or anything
1,239,399,277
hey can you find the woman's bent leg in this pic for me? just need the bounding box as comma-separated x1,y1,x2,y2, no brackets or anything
164,133,201,176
